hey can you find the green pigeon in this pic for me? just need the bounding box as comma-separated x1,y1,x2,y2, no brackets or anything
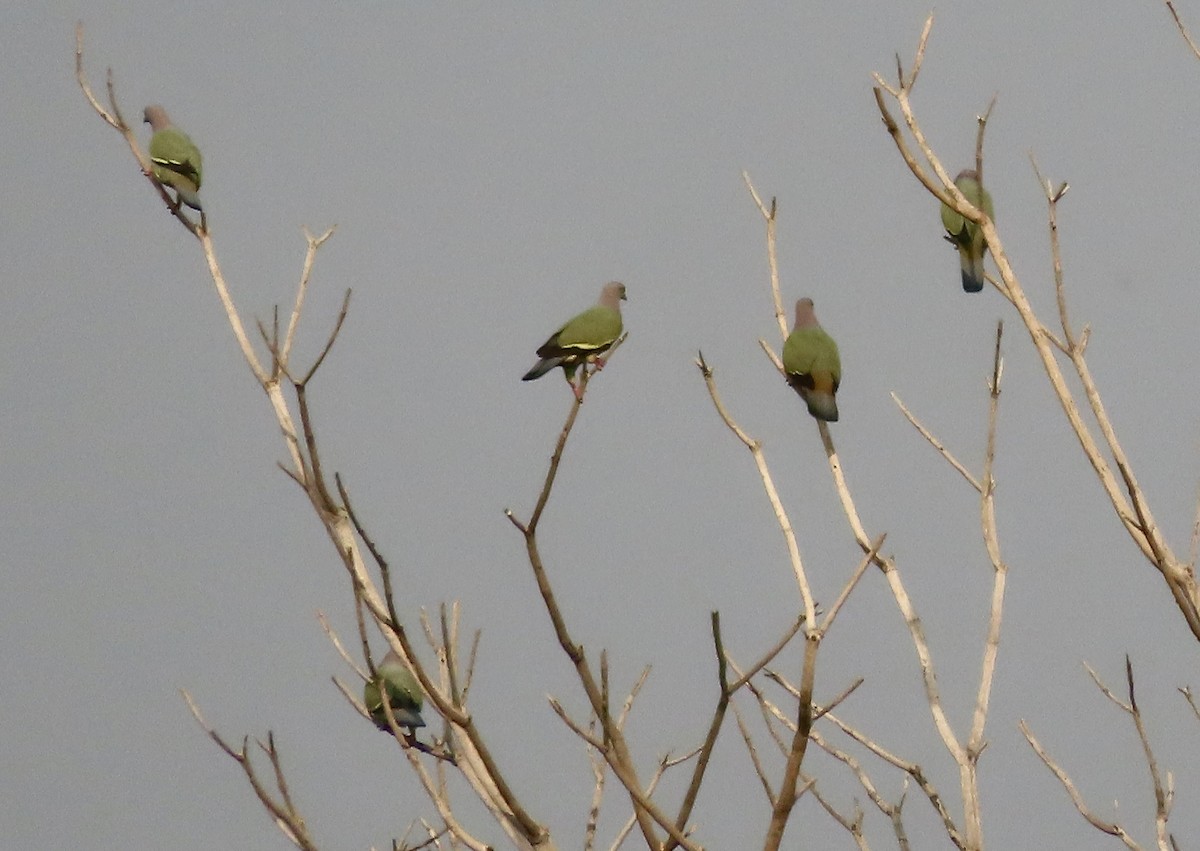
143,105,203,211
363,650,426,733
782,298,841,422
522,281,626,399
940,169,994,293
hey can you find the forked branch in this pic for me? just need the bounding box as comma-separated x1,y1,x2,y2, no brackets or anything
1021,658,1175,851
874,15,1200,642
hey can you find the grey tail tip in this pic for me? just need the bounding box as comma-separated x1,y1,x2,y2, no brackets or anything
961,271,984,293
805,398,839,422
177,189,203,212
522,359,558,381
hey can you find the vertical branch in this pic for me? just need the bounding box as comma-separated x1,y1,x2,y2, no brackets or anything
762,635,819,851
973,96,997,185
962,321,1009,844
968,322,1008,760
281,227,338,367
742,172,788,340
1121,659,1175,851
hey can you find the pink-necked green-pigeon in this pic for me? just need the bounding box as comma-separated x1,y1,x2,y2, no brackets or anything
143,105,203,211
782,298,841,422
523,281,626,398
364,650,425,733
940,169,994,293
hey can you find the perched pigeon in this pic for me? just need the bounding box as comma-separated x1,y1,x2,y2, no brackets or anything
522,281,626,398
143,105,203,211
782,298,841,422
940,169,994,293
363,650,425,733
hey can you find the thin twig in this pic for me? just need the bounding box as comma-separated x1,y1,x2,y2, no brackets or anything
891,394,982,492
741,172,786,339
1167,1,1200,61
696,352,814,624
181,691,319,850
1020,720,1144,850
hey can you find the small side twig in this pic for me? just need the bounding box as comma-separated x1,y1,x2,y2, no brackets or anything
181,690,318,851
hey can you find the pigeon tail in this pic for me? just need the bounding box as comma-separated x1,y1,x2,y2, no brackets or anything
960,251,985,293
522,357,563,381
175,185,203,211
802,390,839,422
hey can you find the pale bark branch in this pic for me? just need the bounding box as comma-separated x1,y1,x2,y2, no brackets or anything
1166,1,1200,61
695,352,815,625
890,393,982,493
874,15,1200,642
1020,720,1144,850
821,710,963,848
804,776,870,850
82,33,559,850
181,691,319,851
741,172,787,339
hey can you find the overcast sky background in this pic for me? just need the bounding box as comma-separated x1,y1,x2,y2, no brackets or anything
6,1,1200,848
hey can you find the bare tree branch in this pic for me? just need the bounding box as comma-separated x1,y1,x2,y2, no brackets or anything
1166,1,1200,61
873,15,1200,642
181,691,319,851
1020,720,1144,850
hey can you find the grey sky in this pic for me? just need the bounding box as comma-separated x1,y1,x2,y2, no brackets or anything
6,1,1200,847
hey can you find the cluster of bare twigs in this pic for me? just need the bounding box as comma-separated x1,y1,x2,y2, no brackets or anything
875,13,1200,642
861,7,1200,847
76,2,1200,847
1021,658,1178,851
78,24,563,851
689,162,1010,849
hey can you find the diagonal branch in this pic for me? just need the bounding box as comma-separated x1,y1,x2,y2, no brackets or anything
695,352,815,624
1166,1,1200,61
1020,719,1144,850
182,691,319,851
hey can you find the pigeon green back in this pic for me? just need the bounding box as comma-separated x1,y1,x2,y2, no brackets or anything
941,173,993,243
782,326,841,385
556,304,623,351
364,658,423,722
149,127,203,188
959,174,994,220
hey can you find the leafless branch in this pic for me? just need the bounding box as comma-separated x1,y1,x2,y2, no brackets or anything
281,228,338,368
741,172,787,339
890,393,982,492
804,775,869,850
181,691,319,850
1020,720,1144,850
733,703,775,804
875,15,1200,641
695,351,815,624
1180,686,1200,723
810,729,902,848
1167,1,1200,61
506,371,685,851
969,321,1009,765
818,537,885,637
821,710,962,848
547,698,701,851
